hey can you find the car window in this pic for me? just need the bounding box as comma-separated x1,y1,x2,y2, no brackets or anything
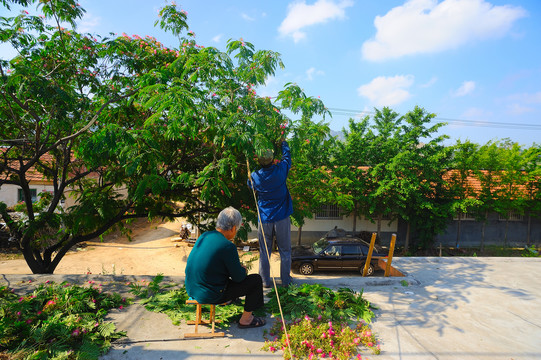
323,245,341,256
359,245,368,255
342,245,361,256
313,239,330,254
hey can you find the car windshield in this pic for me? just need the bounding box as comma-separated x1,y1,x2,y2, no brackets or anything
312,238,330,254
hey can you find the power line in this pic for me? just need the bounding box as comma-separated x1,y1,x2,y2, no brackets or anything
326,107,541,131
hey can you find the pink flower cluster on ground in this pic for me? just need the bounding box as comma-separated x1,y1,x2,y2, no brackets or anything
263,316,380,359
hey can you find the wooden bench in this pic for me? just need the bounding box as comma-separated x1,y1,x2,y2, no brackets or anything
184,299,225,338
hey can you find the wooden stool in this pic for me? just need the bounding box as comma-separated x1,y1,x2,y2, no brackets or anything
184,299,225,338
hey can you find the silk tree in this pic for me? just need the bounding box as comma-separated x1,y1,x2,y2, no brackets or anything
0,0,315,273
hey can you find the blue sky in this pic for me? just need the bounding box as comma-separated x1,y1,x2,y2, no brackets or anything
3,0,541,146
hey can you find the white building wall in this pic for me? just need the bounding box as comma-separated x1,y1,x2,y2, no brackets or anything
291,215,397,233
248,215,398,243
0,183,60,208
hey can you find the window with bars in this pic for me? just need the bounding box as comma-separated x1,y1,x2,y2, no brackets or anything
453,212,476,221
315,204,342,220
498,211,524,221
17,189,37,203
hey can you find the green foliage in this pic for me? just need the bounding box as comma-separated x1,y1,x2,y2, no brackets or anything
522,245,540,257
333,106,453,248
0,0,325,273
155,5,189,37
128,275,250,328
0,282,127,359
265,283,375,324
279,84,348,236
239,251,259,271
3,0,540,274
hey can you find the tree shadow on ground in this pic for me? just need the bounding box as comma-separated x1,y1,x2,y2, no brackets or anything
376,258,489,335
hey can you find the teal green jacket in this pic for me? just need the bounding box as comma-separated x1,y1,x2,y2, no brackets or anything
185,230,247,304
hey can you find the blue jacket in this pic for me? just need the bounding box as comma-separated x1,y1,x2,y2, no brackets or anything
248,141,293,223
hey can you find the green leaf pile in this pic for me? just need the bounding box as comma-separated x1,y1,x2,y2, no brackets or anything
0,282,128,359
128,275,250,327
265,283,375,324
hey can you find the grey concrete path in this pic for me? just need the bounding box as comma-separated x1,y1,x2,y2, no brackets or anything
2,257,541,360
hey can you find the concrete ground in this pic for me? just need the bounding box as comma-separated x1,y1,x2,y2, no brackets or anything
2,256,541,360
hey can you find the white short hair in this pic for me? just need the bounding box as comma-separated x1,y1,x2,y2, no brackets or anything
216,207,242,231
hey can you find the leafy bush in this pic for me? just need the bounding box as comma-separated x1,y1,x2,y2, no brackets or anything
522,245,540,257
0,282,128,359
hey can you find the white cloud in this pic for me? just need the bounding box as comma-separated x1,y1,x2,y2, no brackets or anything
212,34,223,43
357,75,414,106
306,67,325,80
452,107,493,128
507,103,534,115
356,106,373,119
420,76,438,88
77,12,101,34
241,13,255,21
506,91,541,115
461,107,490,120
362,0,527,61
520,91,541,104
452,80,476,97
279,0,353,43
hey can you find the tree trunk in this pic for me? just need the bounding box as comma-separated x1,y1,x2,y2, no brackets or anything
480,210,487,254
352,204,357,235
20,232,86,274
527,212,531,246
377,214,382,239
297,225,303,246
456,218,462,248
21,247,44,273
404,222,411,252
21,247,56,274
504,218,509,248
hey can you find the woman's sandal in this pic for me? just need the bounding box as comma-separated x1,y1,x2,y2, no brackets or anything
238,316,266,328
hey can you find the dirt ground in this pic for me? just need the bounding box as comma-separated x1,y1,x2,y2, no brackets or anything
2,219,535,275
0,218,279,276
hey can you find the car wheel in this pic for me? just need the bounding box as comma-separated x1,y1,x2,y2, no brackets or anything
299,263,314,275
361,264,375,276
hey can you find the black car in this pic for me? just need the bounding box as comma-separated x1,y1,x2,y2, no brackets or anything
291,234,386,276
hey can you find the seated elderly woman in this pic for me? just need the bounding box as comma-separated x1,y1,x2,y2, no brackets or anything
185,206,266,328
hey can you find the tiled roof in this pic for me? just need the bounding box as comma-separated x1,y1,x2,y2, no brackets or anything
443,169,531,198
0,149,94,183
